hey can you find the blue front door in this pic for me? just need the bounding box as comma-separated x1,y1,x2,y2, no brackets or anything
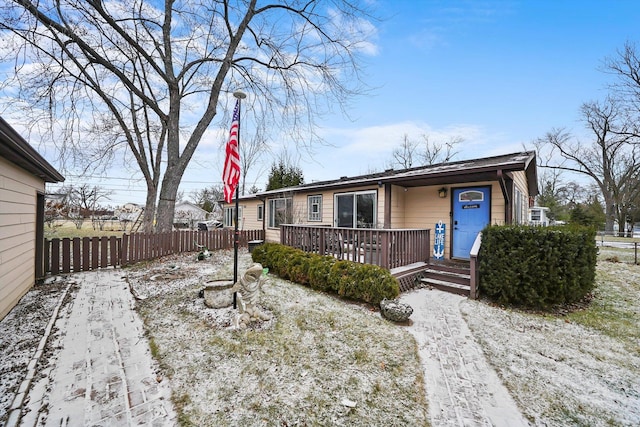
452,187,491,259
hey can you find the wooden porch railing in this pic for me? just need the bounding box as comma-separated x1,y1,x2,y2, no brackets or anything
280,224,430,270
42,229,264,277
469,232,482,299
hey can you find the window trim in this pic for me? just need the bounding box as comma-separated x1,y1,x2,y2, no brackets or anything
223,206,243,227
514,187,524,224
333,190,377,228
257,204,263,221
307,194,322,222
268,197,292,229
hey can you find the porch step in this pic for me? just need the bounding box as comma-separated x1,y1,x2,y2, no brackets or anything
420,277,471,296
390,262,428,292
422,268,470,286
420,262,471,297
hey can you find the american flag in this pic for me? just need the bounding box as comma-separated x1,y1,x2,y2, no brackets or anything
222,100,241,203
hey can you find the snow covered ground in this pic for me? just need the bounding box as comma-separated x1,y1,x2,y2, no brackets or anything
1,247,638,426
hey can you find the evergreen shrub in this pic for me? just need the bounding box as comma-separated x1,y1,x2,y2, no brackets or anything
478,225,597,309
251,242,399,305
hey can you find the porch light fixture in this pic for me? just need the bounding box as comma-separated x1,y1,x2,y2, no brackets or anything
438,187,448,198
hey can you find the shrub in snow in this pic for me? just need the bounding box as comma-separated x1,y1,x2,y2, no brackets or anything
251,242,399,305
478,225,597,309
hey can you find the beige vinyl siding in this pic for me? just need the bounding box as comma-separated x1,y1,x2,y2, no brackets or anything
258,185,382,242
235,179,515,253
238,199,263,231
390,185,407,228
403,182,505,258
512,170,530,224
0,156,44,320
329,185,381,227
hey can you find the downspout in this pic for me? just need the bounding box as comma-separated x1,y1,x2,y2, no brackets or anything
497,169,512,224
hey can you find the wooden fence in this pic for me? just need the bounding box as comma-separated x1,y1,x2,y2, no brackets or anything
42,229,264,277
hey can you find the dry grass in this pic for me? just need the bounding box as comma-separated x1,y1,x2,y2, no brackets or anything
44,220,124,239
127,250,429,426
460,248,640,426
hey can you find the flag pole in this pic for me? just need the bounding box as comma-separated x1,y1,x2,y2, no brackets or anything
232,90,246,309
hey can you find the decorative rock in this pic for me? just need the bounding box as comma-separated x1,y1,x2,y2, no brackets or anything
203,280,234,308
380,298,413,322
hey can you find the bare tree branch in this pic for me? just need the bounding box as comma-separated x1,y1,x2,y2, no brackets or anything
0,0,376,231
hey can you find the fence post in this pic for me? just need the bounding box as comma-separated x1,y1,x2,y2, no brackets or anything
72,237,81,272
381,232,390,270
91,237,99,270
51,238,60,275
43,238,50,275
100,237,108,268
109,236,117,267
62,238,71,273
82,237,90,271
121,234,129,266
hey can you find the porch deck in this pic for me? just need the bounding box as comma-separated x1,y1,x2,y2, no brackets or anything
280,224,479,298
280,224,431,270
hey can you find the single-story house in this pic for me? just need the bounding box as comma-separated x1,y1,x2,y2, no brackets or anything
0,116,64,320
223,151,538,263
173,201,212,229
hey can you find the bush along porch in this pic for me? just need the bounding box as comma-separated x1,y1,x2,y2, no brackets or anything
251,242,400,306
274,223,598,309
478,225,598,309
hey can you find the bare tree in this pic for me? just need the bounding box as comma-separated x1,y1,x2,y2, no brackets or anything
191,185,224,213
62,184,112,229
239,124,269,195
421,135,462,165
390,133,462,169
604,41,640,138
536,98,640,234
391,134,417,168
0,0,375,231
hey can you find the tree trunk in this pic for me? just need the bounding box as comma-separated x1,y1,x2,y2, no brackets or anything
604,196,616,234
156,170,182,233
141,187,157,232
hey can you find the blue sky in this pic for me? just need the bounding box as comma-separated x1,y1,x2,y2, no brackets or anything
300,0,639,179
44,0,640,205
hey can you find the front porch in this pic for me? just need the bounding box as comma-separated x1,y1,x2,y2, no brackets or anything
280,224,431,269
280,224,479,297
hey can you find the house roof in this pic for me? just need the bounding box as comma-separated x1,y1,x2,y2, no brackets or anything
0,116,65,183
174,201,209,214
239,151,538,201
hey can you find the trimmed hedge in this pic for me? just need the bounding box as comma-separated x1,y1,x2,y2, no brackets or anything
251,242,399,305
478,225,597,309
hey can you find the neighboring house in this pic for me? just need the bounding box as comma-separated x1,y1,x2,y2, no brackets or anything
173,201,211,229
529,206,550,226
0,117,64,320
222,151,538,261
114,202,144,217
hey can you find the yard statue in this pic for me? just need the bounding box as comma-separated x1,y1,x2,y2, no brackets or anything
232,263,271,328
